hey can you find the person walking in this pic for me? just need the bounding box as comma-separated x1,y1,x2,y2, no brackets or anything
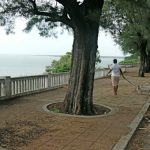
107,59,125,95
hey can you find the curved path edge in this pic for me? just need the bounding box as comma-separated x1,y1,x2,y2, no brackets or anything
112,97,150,150
42,100,117,118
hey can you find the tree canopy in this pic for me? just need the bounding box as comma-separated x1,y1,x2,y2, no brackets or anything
0,0,104,34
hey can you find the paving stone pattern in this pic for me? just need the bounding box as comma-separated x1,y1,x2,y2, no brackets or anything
0,67,150,150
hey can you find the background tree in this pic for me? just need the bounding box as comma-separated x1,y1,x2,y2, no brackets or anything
145,42,150,73
0,0,104,115
101,0,150,77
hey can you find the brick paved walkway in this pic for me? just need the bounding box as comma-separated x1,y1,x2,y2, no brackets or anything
0,67,150,150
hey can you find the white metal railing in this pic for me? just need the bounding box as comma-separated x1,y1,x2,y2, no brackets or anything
11,75,48,96
0,72,70,100
0,67,127,100
94,68,109,79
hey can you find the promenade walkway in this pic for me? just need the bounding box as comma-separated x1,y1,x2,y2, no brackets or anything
0,67,150,150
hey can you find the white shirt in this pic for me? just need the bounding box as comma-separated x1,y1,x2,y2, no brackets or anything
110,64,121,77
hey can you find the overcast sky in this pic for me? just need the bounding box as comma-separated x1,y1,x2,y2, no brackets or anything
0,19,124,56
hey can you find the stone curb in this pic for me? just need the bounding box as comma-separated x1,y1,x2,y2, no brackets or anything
112,97,150,150
42,100,118,118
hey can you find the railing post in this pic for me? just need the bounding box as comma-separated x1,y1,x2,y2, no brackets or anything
48,73,51,88
4,76,11,97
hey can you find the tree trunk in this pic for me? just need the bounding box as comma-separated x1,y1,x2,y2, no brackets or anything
145,53,150,73
64,24,99,115
138,39,147,77
139,52,145,77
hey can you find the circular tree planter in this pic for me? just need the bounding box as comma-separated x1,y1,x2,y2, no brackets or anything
43,101,112,117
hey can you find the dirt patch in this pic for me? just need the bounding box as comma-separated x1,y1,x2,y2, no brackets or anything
127,107,150,150
47,102,111,116
0,120,48,150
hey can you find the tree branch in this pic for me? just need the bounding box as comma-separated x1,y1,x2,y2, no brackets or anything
28,0,38,11
45,14,73,28
55,0,79,7
28,0,73,28
82,0,104,9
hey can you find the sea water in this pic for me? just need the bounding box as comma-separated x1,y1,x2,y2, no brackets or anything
0,55,124,77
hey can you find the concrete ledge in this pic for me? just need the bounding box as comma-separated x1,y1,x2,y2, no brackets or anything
137,85,150,95
112,97,150,150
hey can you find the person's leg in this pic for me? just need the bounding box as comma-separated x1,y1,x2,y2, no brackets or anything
112,77,119,95
115,85,118,95
113,86,116,95
113,86,118,95
112,76,117,95
115,77,120,95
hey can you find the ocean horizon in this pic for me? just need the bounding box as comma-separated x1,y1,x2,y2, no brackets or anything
0,54,124,77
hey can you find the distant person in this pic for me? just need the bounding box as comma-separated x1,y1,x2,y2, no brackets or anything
107,59,125,95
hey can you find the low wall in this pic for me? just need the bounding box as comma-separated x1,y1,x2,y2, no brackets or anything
0,67,127,100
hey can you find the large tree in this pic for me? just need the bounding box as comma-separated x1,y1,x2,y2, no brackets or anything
0,0,104,115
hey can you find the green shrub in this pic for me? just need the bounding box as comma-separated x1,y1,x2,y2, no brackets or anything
46,51,101,73
119,58,139,65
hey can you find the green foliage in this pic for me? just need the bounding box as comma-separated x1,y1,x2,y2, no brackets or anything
119,54,140,65
0,0,65,36
101,0,150,56
0,16,5,26
0,0,103,36
46,51,101,73
46,52,72,73
119,59,139,65
96,51,101,65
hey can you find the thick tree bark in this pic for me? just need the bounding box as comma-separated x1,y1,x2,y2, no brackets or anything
145,53,150,73
58,0,104,115
139,51,146,77
138,39,147,77
64,23,99,115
